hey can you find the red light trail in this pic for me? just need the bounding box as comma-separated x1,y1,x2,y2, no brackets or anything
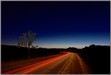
3,52,71,74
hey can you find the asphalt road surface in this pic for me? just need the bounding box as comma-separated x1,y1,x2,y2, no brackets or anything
3,52,92,74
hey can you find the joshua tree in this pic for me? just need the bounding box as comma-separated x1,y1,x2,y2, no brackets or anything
17,33,27,47
17,31,36,59
36,46,38,48
27,31,36,48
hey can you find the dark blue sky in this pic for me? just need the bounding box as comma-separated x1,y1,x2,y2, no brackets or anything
2,1,110,48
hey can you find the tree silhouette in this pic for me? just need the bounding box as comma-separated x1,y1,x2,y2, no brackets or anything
36,46,38,48
17,33,27,47
27,31,36,48
17,31,36,59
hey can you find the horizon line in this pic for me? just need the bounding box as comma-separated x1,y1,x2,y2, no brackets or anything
1,44,110,49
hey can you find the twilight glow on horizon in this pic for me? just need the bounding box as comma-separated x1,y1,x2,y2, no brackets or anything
2,1,110,48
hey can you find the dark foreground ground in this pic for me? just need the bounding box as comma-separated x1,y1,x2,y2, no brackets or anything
1,45,110,74
3,52,92,74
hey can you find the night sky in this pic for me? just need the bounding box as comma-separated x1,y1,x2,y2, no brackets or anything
2,1,110,48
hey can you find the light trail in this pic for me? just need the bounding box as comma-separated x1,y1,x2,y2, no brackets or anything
3,52,71,74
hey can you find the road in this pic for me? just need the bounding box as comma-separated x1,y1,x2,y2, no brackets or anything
3,52,92,74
